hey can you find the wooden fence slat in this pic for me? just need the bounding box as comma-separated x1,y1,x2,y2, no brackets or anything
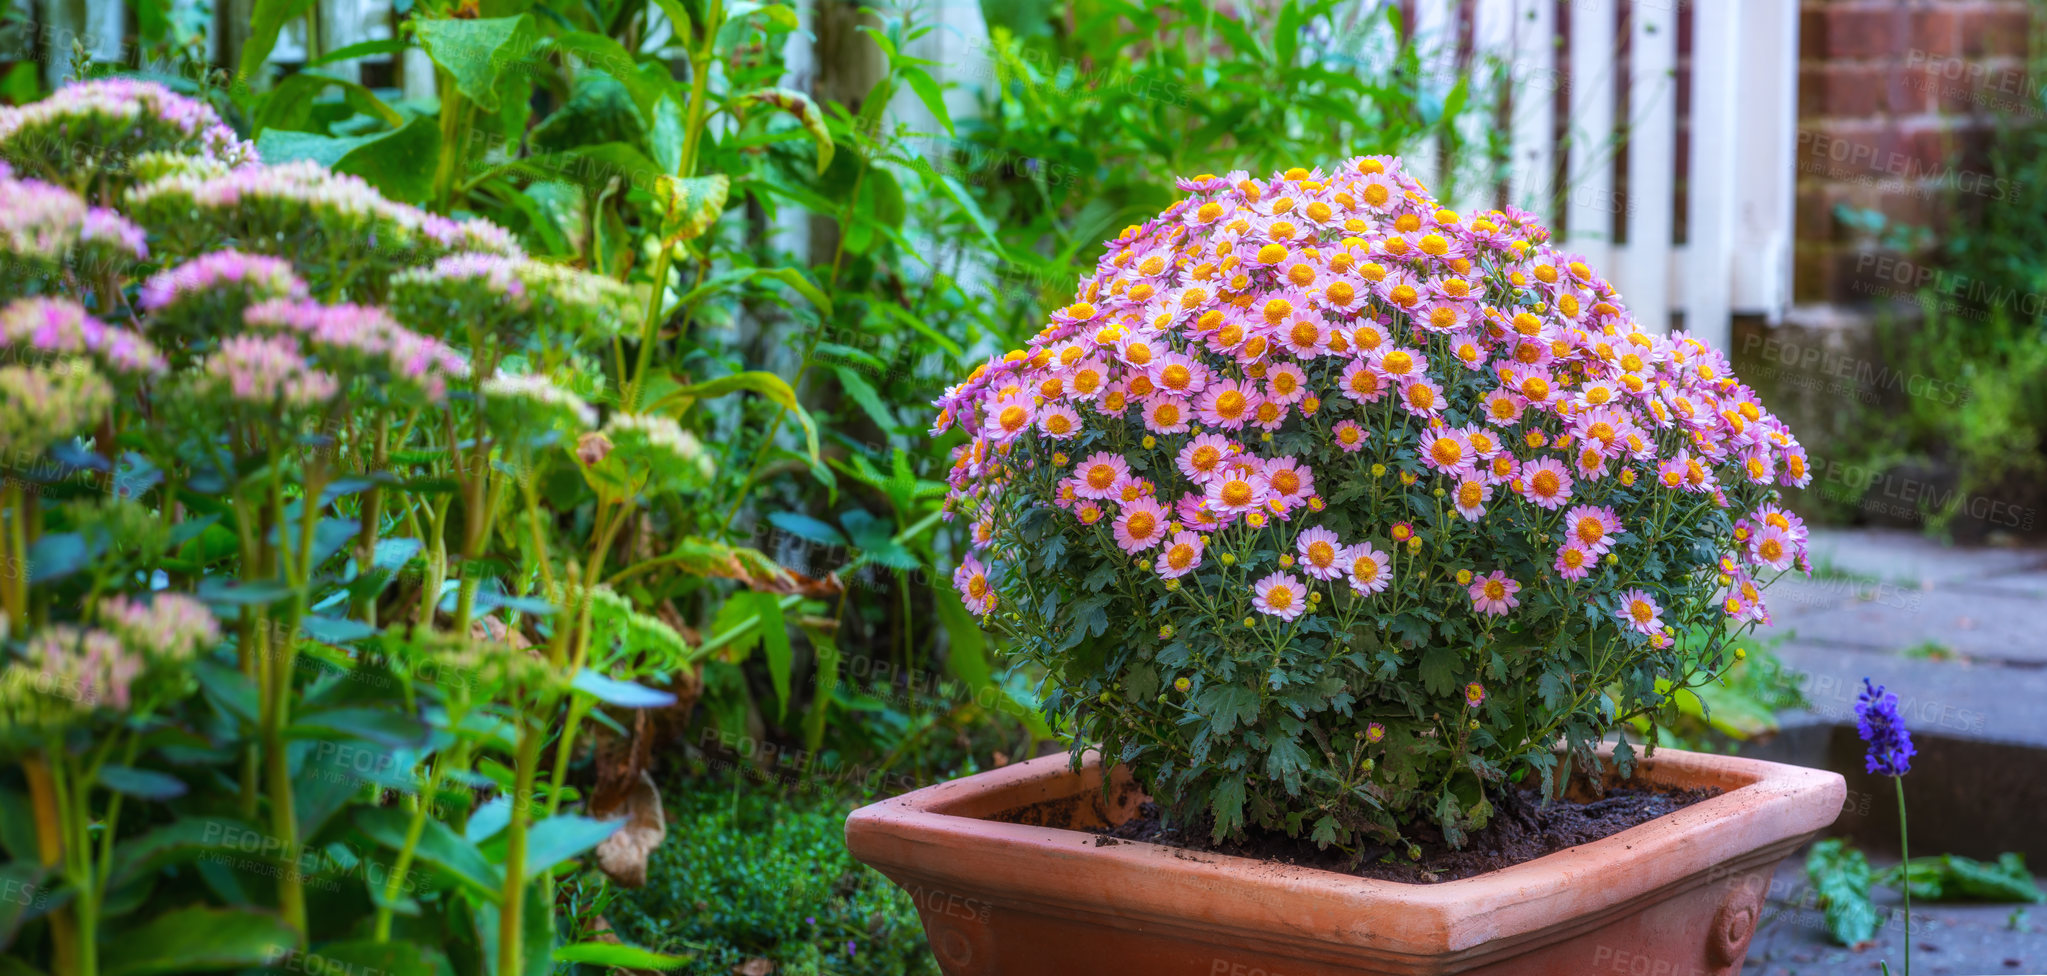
1729,0,1798,325
1685,0,1739,349
1564,0,1616,274
1621,0,1678,335
1455,0,1512,215
1405,0,1452,195
1506,0,1554,221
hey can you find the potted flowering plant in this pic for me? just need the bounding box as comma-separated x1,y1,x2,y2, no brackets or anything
846,157,1846,975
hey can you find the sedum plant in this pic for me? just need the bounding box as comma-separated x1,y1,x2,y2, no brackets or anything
0,79,724,976
936,157,1815,850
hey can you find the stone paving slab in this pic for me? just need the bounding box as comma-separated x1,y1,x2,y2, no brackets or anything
1802,529,2047,589
1766,590,2047,664
1765,641,2047,748
1743,849,2047,976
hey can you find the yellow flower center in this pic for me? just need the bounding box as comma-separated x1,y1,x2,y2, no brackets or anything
1533,470,1561,496
1086,465,1118,490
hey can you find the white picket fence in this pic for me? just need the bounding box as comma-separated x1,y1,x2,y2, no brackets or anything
14,0,1797,353
1385,0,1798,349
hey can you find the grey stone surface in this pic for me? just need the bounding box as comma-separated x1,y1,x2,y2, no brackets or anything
1802,528,2047,589
1765,641,2047,749
1743,849,2047,976
1765,590,2047,664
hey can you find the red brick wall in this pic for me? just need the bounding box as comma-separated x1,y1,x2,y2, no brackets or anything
1794,0,2034,311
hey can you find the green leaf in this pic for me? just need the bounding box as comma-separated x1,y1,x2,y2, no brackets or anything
1806,838,1880,946
415,15,538,112
654,173,730,244
307,37,409,66
101,907,297,976
306,941,437,975
238,0,317,82
1886,853,2045,903
96,766,187,801
108,818,259,887
522,815,624,877
528,72,647,155
287,706,428,748
571,669,676,708
747,591,794,720
933,583,990,688
0,861,49,951
354,807,502,900
255,70,406,132
648,95,686,174
1194,682,1259,735
253,114,441,204
1417,645,1461,697
736,87,835,173
1209,773,1246,839
800,624,839,754
549,32,665,114
900,66,952,136
660,370,819,463
553,942,691,968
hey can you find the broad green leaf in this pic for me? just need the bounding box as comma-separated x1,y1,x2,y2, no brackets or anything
736,87,834,173
96,766,187,801
0,861,48,951
900,66,952,136
549,32,665,113
1806,838,1879,946
766,511,844,547
800,625,839,754
415,15,538,112
306,940,438,976
354,807,502,900
659,370,819,463
748,591,794,720
528,72,647,155
571,669,677,708
553,943,691,968
648,95,686,174
101,907,297,976
108,818,259,887
1886,853,2045,903
253,115,441,204
286,706,428,747
522,815,623,877
255,70,405,131
308,37,409,66
238,0,317,82
654,173,730,245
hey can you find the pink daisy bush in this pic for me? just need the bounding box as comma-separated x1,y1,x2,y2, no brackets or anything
934,157,1812,848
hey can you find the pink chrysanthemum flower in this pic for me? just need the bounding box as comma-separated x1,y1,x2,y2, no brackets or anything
1262,457,1315,507
1112,498,1170,553
980,391,1035,443
1616,588,1663,635
1141,394,1193,434
1397,377,1444,419
1748,524,1797,572
1156,531,1205,579
1468,571,1520,617
1037,404,1082,439
1331,419,1369,452
1196,379,1259,429
1517,457,1574,510
1561,504,1624,555
1337,360,1389,404
1251,572,1308,620
1203,465,1268,516
1451,478,1490,521
1176,433,1236,482
1554,542,1595,581
1295,526,1346,581
954,555,996,616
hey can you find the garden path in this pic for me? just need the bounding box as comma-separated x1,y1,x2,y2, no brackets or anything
1737,528,2047,975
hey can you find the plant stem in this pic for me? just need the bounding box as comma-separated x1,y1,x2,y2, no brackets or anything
497,721,543,976
22,756,78,976
1896,775,1911,976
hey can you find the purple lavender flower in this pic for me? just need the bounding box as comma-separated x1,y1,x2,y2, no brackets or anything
1853,678,1914,777
139,249,306,312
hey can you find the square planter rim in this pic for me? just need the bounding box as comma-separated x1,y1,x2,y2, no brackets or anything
845,743,1845,956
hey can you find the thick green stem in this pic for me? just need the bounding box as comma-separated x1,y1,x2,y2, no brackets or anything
496,723,543,976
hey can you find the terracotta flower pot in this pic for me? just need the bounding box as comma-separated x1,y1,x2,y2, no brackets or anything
847,745,1844,976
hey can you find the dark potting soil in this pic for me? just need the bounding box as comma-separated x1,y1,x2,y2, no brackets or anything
1088,783,1719,883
